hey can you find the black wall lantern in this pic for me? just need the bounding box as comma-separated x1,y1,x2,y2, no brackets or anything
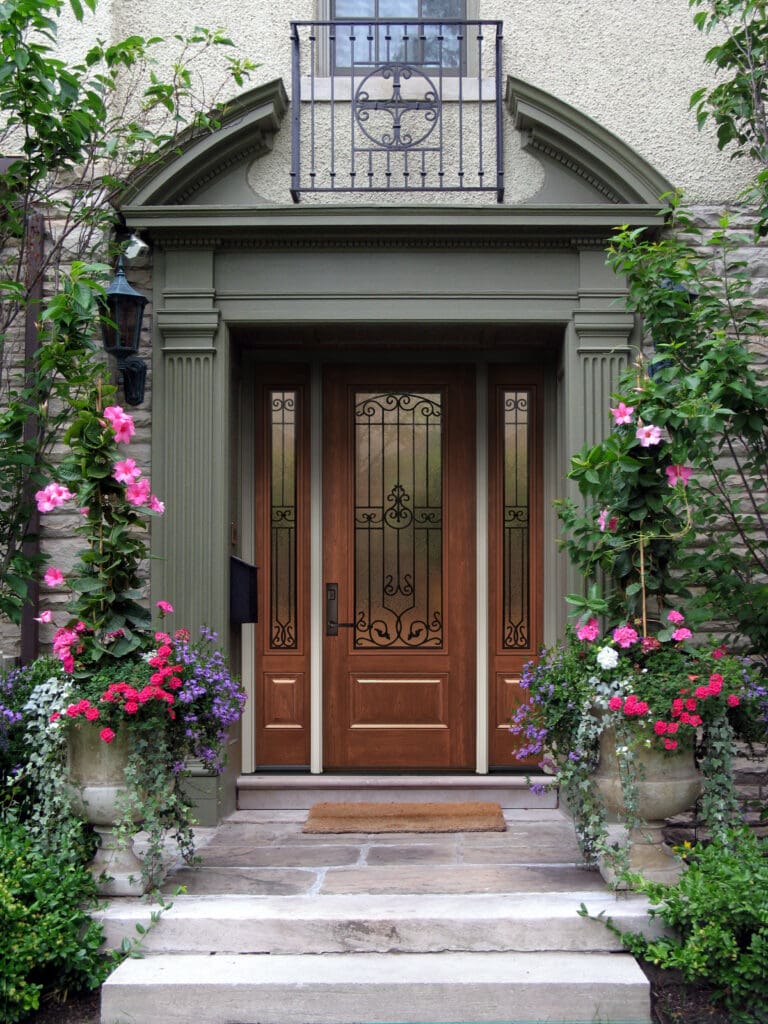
100,256,149,406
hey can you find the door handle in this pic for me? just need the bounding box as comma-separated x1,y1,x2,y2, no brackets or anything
325,583,355,636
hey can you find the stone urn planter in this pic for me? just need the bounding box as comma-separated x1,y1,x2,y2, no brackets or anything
67,722,150,896
592,724,703,886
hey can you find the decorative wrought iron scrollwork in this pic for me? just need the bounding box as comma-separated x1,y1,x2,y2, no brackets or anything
354,391,443,649
502,391,530,650
354,64,440,151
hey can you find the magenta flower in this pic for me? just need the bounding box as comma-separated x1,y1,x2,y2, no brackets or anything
103,405,136,444
34,610,53,624
157,600,174,615
113,458,141,484
576,618,600,642
666,609,685,624
672,627,693,641
125,478,152,506
608,696,623,710
44,567,65,587
635,424,662,447
610,401,634,425
100,727,116,744
35,482,74,512
612,624,639,648
597,508,608,532
665,464,692,487
149,495,165,514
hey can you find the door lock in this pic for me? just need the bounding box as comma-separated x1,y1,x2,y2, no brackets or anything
325,583,355,636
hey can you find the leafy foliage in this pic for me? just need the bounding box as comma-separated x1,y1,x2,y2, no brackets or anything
0,814,108,1023
597,828,768,1023
689,0,768,237
0,0,257,622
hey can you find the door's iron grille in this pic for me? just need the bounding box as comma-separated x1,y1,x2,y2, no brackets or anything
270,391,298,648
503,390,530,649
290,20,503,201
354,391,443,648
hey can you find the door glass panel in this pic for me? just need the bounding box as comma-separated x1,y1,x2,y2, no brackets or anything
270,390,297,648
503,390,529,649
354,391,443,648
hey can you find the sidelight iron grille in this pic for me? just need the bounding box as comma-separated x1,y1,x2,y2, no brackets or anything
290,19,503,201
502,390,530,649
354,391,443,648
270,391,298,649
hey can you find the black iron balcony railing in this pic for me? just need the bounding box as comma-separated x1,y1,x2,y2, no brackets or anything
290,20,504,202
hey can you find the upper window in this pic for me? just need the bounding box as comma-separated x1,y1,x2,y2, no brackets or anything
330,0,467,72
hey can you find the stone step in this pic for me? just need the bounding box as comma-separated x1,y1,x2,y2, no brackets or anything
100,950,652,1024
98,891,663,955
237,773,556,810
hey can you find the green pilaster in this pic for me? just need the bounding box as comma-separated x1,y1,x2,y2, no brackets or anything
152,248,235,823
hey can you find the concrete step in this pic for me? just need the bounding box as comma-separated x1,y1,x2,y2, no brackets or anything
101,950,652,1023
97,892,664,955
237,773,556,810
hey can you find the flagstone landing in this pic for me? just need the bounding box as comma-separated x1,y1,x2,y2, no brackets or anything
99,806,657,1023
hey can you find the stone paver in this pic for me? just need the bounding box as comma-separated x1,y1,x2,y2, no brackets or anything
162,808,599,898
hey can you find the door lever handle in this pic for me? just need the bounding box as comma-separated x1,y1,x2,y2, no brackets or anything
325,582,355,636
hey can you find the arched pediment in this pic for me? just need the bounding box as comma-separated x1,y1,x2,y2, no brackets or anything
122,75,670,234
120,80,289,208
505,77,674,205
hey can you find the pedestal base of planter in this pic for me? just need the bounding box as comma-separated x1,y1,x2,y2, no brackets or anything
599,822,685,889
90,826,152,896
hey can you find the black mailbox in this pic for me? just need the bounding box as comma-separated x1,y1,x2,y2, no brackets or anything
230,556,258,625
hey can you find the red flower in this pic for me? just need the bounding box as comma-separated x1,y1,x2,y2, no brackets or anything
100,728,116,744
653,720,668,735
664,739,678,751
685,698,697,711
85,707,100,721
727,694,740,707
125,701,139,714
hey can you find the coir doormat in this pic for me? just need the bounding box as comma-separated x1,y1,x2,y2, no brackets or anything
303,800,507,834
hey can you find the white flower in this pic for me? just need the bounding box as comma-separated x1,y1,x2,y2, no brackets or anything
596,646,619,670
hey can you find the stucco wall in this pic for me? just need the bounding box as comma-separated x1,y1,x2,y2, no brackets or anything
50,0,757,204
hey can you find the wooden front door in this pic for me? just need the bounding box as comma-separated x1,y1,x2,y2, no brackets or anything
323,366,476,769
250,360,542,771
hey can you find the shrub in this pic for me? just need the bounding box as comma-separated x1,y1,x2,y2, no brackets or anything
592,828,768,1023
0,815,108,1022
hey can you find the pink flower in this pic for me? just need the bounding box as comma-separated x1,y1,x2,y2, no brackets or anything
665,464,692,487
113,458,141,484
103,406,136,444
653,720,668,735
149,495,165,514
667,721,679,734
612,624,639,648
610,401,635,425
44,567,65,587
35,482,74,512
34,610,53,624
635,424,663,447
642,636,661,652
727,694,740,707
671,698,684,717
608,696,624,711
695,685,710,699
685,698,698,712
125,701,139,715
156,600,174,615
125,478,152,506
85,707,100,721
100,727,116,744
597,508,608,532
708,674,723,695
712,646,726,660
576,618,600,642
673,627,693,642
666,610,685,625
664,739,678,751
